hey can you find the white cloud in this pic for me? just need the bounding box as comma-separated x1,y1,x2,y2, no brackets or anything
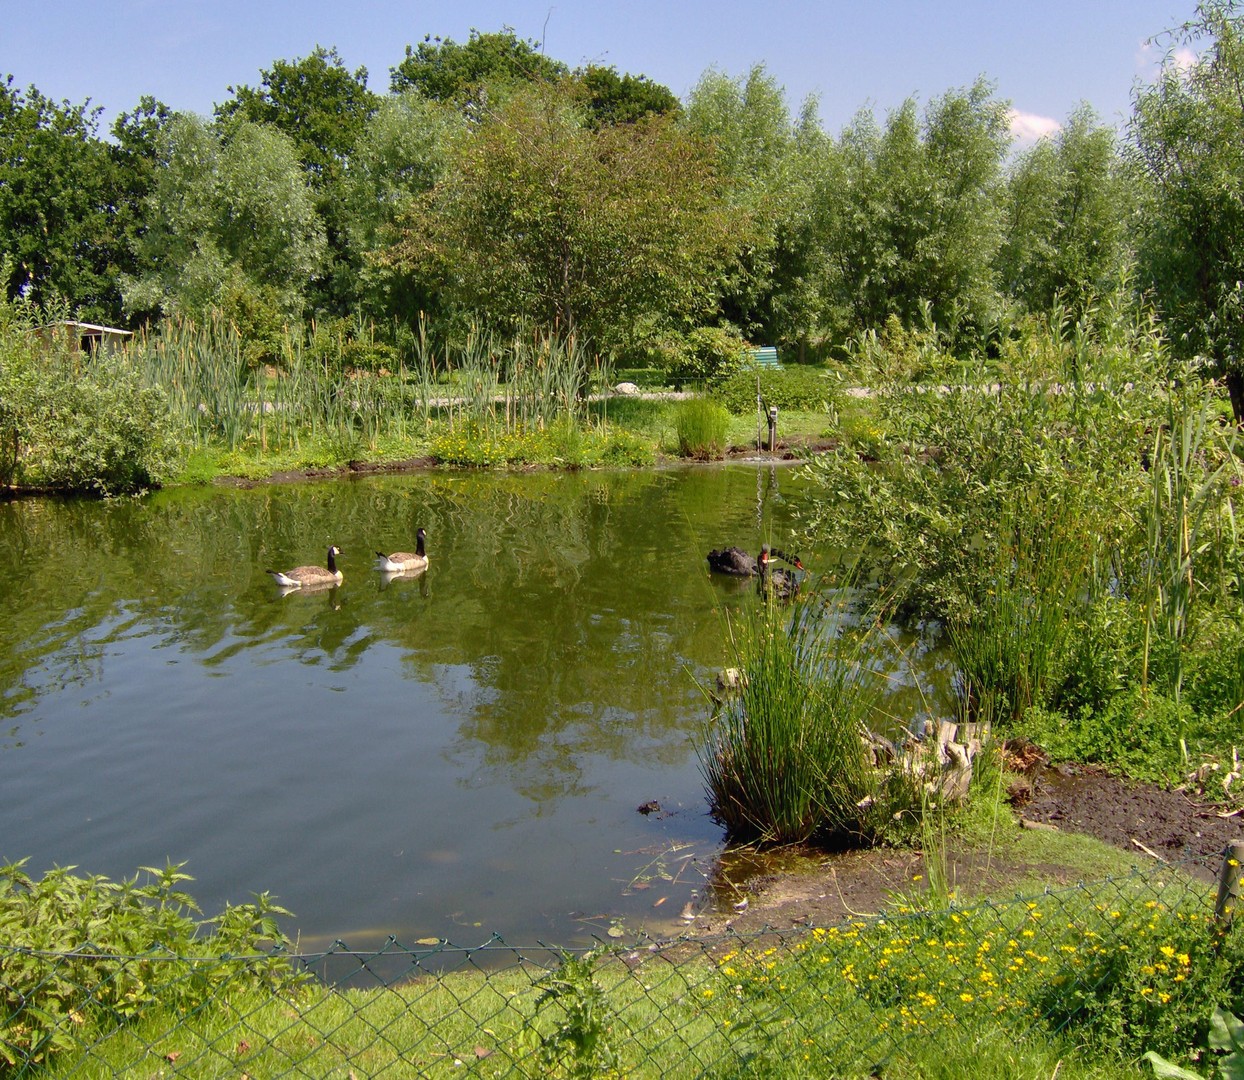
1009,109,1061,147
1170,45,1199,73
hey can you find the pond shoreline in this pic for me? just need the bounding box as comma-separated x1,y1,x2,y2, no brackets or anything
208,435,837,488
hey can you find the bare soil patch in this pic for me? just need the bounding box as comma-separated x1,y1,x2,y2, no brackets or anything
692,765,1243,937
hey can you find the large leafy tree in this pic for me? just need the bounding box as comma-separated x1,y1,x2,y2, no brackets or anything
389,28,567,104
0,77,121,322
1130,0,1244,423
216,47,378,313
123,114,326,320
998,105,1133,317
575,65,679,127
682,65,825,351
817,79,1012,346
342,91,458,319
384,83,740,353
109,96,176,323
216,46,377,187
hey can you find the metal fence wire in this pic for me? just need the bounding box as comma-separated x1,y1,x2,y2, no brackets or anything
3,845,1242,1078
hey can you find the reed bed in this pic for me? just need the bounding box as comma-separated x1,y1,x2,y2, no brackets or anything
700,593,896,846
127,314,611,460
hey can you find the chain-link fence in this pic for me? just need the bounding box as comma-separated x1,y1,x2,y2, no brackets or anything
4,844,1242,1078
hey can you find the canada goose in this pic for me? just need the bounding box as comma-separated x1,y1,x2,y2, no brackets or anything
375,528,428,573
267,545,343,588
708,545,803,577
758,544,802,600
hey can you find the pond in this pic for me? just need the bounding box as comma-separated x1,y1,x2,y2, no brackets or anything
6,463,924,950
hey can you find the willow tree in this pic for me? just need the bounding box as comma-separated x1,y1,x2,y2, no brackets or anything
998,105,1132,317
682,64,827,353
384,83,742,355
816,79,1012,348
122,114,326,321
1131,0,1244,423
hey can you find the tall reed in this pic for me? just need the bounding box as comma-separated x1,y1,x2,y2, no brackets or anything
699,592,886,846
947,490,1094,726
1140,385,1237,704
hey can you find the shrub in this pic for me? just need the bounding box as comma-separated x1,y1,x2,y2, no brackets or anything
663,326,749,387
306,315,399,377
674,397,729,459
711,364,840,416
0,301,184,494
0,859,299,1072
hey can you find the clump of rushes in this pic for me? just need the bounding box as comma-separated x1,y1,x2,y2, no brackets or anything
674,397,730,459
700,596,891,846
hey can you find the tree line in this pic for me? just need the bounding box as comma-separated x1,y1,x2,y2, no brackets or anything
2,6,1243,421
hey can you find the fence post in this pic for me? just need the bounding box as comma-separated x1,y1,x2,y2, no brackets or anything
1214,840,1244,930
767,406,778,452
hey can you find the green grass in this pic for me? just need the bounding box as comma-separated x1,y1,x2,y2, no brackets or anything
40,835,1225,1079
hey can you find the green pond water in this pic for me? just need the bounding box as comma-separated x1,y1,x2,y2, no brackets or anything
0,463,947,950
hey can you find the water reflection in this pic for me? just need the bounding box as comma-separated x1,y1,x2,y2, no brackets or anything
0,465,941,946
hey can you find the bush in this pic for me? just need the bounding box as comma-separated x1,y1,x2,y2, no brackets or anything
0,301,184,495
673,397,729,459
0,859,300,1072
661,326,749,387
306,315,399,377
711,364,840,416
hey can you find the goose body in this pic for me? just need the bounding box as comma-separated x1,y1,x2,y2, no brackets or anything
267,545,343,589
375,528,428,573
708,545,803,578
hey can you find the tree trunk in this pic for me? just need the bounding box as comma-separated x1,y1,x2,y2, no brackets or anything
1228,369,1244,427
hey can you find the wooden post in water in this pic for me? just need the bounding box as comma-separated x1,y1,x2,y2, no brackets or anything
1214,840,1244,930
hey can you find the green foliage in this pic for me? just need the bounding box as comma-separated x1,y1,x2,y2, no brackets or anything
386,81,741,355
802,307,1160,625
946,492,1093,725
699,594,904,846
1130,1,1244,422
664,325,749,386
0,297,183,494
0,858,299,1072
530,950,620,1078
123,114,326,321
1032,898,1244,1065
711,363,840,415
1137,385,1240,703
575,65,679,128
215,45,378,192
673,397,730,459
999,106,1133,317
1019,691,1198,783
0,77,124,322
429,419,654,468
681,64,826,348
389,28,569,104
1145,1006,1244,1080
813,78,1012,349
1186,610,1244,722
306,315,398,376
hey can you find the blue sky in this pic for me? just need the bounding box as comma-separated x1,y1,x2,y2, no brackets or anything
2,1,1199,142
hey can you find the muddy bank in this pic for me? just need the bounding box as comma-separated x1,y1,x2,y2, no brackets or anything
687,765,1243,937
